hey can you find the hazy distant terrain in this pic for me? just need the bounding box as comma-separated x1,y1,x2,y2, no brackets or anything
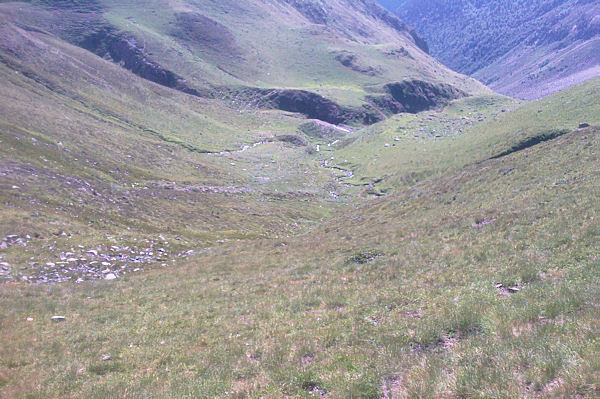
381,0,600,99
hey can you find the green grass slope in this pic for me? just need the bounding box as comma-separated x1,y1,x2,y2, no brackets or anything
328,77,600,193
0,15,350,283
0,0,488,115
1,54,599,398
0,0,494,285
0,0,598,397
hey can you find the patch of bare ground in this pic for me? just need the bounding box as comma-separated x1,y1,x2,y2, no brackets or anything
381,374,405,399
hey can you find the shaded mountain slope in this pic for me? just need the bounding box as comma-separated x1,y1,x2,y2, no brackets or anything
384,0,600,99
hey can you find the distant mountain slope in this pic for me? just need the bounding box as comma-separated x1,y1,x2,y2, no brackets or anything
381,0,600,99
0,0,488,282
0,0,487,125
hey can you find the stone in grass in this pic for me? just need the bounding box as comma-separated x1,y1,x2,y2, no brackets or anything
51,316,66,322
104,273,117,281
102,355,111,361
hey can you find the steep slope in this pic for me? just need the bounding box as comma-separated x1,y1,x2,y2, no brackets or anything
0,11,349,282
383,0,600,99
0,0,488,124
1,77,598,397
0,0,491,283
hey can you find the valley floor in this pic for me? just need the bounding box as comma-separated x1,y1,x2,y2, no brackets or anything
2,127,600,397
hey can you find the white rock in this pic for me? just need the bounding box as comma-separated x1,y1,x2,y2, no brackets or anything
104,273,117,280
51,316,66,322
26,317,33,322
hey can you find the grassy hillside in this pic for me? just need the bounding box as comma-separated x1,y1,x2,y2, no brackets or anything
387,0,600,99
328,77,600,193
0,0,599,397
0,0,492,284
1,50,599,398
0,0,488,115
0,14,350,284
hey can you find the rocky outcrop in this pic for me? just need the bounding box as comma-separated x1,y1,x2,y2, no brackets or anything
370,80,467,114
78,27,200,96
265,89,347,124
261,89,388,125
221,80,466,126
333,51,381,76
